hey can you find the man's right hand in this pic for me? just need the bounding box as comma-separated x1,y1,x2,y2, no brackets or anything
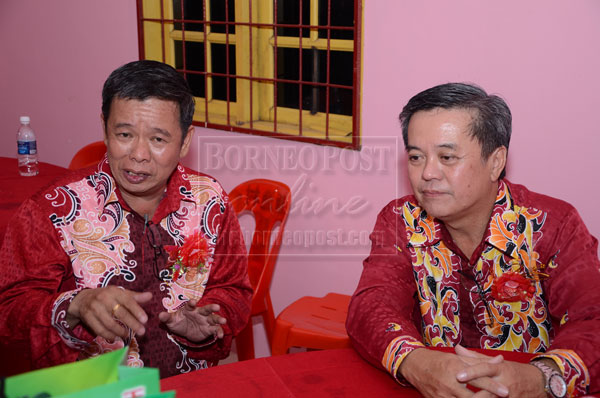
398,348,509,398
66,286,152,342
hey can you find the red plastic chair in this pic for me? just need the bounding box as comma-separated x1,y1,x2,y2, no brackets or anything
68,141,106,169
270,292,352,355
229,179,291,361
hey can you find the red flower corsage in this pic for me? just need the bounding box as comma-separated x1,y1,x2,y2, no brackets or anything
164,231,210,282
491,271,536,302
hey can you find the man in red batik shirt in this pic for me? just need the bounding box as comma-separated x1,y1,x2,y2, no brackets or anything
347,83,600,397
0,60,252,378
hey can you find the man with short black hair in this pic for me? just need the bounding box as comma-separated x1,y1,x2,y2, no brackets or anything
347,83,600,397
0,60,252,378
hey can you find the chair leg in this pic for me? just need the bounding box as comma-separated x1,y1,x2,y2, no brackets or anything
263,294,276,345
270,318,293,356
236,320,256,361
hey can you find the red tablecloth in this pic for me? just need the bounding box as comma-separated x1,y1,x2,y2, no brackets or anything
162,348,416,398
161,348,538,398
0,156,68,242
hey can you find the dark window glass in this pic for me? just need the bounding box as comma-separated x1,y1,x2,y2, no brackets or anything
277,0,311,37
211,43,236,101
328,50,353,86
277,48,300,81
187,73,206,99
175,40,205,71
277,84,352,117
277,48,353,87
173,0,204,32
277,48,353,116
175,40,206,98
209,0,235,34
318,0,354,39
277,82,299,111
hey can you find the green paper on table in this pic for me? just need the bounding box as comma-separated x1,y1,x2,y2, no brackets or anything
3,347,174,398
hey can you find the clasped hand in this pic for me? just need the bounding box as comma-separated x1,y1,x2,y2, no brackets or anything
67,286,226,343
399,345,546,398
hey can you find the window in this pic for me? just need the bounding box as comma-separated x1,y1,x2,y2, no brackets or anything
137,0,362,149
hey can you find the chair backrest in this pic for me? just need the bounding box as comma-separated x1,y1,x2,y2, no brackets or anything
68,141,106,170
229,179,291,308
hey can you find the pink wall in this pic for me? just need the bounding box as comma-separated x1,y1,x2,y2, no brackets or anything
2,1,599,357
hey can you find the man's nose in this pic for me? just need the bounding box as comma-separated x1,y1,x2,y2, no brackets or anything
130,138,151,162
422,157,441,180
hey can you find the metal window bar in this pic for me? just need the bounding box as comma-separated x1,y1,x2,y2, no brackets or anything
180,0,187,84
352,0,362,149
273,0,278,135
298,0,304,138
249,0,254,130
160,0,166,64
202,0,209,122
225,0,231,126
325,0,331,140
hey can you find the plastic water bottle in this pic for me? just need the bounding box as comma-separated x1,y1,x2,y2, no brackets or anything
16,116,39,176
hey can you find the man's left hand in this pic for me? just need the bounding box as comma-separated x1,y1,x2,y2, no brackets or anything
159,301,227,342
455,345,546,398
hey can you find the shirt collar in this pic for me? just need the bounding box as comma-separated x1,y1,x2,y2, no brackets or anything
482,179,521,259
405,180,520,259
92,156,195,220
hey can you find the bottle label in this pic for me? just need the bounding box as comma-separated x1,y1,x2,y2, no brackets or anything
18,141,37,155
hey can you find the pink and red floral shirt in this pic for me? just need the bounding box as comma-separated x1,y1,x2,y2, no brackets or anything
0,158,251,378
347,180,600,396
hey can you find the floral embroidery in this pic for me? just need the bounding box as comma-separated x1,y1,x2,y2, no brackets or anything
490,271,536,302
164,230,210,282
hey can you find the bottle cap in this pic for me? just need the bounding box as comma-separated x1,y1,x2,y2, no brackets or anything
20,116,30,124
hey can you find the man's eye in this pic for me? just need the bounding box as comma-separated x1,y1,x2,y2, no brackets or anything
153,137,165,143
117,132,130,138
408,155,422,162
440,155,457,162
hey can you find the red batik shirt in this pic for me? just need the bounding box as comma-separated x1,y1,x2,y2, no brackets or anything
0,158,252,378
347,180,600,396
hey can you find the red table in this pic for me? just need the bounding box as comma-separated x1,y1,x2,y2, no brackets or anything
162,348,417,397
162,348,600,397
161,348,536,398
0,156,68,242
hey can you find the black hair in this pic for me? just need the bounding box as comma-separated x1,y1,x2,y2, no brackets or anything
399,82,511,179
102,60,195,140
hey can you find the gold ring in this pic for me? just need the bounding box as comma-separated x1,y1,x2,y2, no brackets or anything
111,303,121,317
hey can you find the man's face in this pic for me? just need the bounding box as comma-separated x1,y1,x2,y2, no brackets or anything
406,107,504,226
103,97,194,204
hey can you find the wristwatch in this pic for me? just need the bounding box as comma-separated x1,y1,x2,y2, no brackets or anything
531,360,567,398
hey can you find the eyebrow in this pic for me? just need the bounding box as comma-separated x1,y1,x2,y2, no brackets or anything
405,143,457,152
114,123,172,137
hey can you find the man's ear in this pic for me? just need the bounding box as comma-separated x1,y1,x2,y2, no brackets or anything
179,126,195,158
489,146,507,181
101,113,108,146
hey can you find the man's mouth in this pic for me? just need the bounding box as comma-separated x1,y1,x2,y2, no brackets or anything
124,170,150,183
421,189,446,197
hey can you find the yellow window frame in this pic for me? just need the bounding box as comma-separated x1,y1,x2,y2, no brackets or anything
138,0,362,149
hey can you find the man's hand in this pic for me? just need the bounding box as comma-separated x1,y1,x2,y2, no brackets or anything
158,301,226,343
399,348,509,398
455,345,547,398
66,286,152,342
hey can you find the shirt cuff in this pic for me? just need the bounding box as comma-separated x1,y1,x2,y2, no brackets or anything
170,333,218,349
51,289,93,350
533,349,589,397
381,335,425,384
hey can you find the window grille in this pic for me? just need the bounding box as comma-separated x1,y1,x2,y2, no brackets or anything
137,0,362,149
